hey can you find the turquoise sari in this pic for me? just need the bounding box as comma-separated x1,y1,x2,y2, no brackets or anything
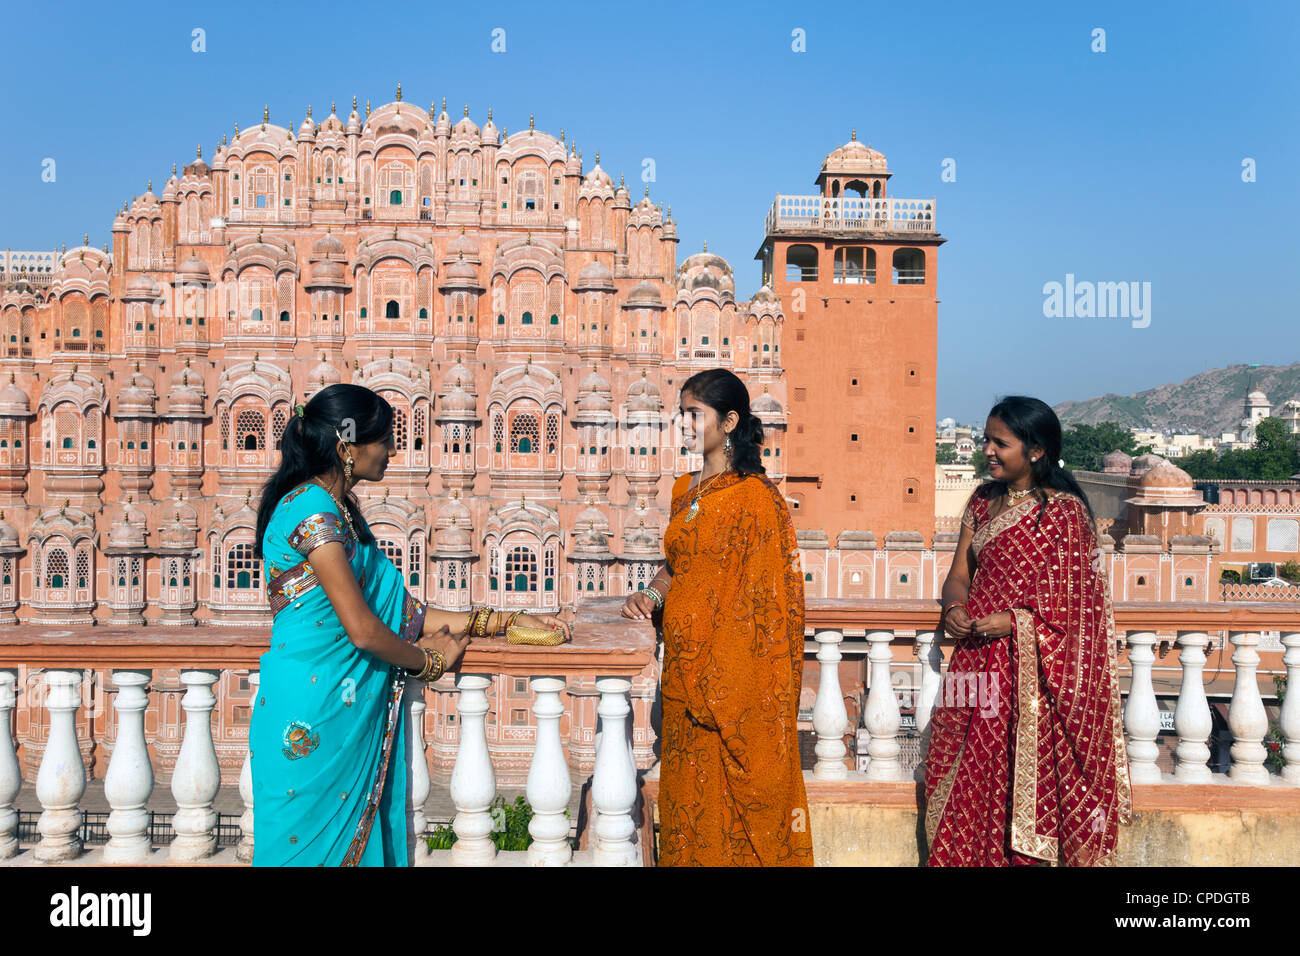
250,481,427,866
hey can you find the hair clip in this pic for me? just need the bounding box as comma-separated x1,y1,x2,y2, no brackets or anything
294,404,306,417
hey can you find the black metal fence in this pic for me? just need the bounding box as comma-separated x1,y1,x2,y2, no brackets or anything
17,811,243,849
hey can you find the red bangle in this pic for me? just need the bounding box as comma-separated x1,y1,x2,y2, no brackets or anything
943,602,969,619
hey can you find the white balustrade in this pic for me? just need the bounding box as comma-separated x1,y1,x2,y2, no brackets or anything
1124,632,1162,784
169,670,220,861
1282,633,1300,786
449,674,497,865
914,629,942,784
104,670,153,863
237,672,258,863
35,670,86,862
812,631,849,780
1171,633,1213,783
0,671,18,859
591,678,638,866
526,677,572,865
1227,632,1271,784
404,679,430,864
863,630,904,780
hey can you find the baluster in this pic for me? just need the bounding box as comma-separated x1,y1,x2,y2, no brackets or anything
404,678,430,864
914,629,942,784
35,670,85,862
526,677,572,865
0,671,18,859
449,674,496,865
1123,631,1162,784
864,630,903,780
169,670,220,861
104,670,153,863
1282,632,1300,785
1227,632,1270,783
592,678,638,866
237,672,258,863
812,630,848,779
1172,633,1212,783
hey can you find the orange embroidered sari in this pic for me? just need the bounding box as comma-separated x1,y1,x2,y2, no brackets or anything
657,470,814,866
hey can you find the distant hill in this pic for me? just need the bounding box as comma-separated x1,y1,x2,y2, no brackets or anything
1053,363,1300,435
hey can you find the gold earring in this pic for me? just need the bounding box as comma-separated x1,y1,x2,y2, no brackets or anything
344,457,353,483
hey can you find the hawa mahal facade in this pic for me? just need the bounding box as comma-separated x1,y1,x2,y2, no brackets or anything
0,91,948,627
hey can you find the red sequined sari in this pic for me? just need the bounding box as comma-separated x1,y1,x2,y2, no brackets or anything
924,490,1132,866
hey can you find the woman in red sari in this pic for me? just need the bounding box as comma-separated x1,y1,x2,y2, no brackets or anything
925,396,1131,866
623,369,813,866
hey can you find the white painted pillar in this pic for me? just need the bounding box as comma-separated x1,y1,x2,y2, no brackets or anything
915,629,943,784
104,669,154,863
449,674,497,865
35,670,85,863
812,630,849,780
237,672,258,863
592,678,638,866
1123,631,1162,784
169,670,220,861
1282,632,1300,786
526,676,572,865
864,630,904,780
1172,633,1213,783
1227,632,1270,784
0,671,18,859
404,678,431,864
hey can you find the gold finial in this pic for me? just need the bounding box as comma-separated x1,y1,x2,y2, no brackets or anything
222,133,227,146
352,95,357,112
365,99,371,117
641,369,648,378
463,103,469,117
529,113,534,131
441,96,446,113
234,122,239,137
501,125,507,139
196,144,202,159
134,359,140,372
703,240,708,252
560,128,564,142
487,107,492,121
667,205,671,219
331,100,336,114
83,233,88,247
595,151,600,164
244,488,251,505
429,100,435,118
147,179,152,192
851,128,856,141
644,185,649,198
307,104,312,119
262,105,268,129
525,231,531,245
396,82,402,101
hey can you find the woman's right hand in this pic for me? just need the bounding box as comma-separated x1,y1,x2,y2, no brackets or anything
621,589,659,621
418,625,472,671
943,605,973,639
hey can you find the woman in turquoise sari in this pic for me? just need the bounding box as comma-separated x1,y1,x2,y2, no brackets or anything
251,384,573,866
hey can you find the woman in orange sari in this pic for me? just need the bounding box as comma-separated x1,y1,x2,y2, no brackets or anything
624,369,813,866
925,396,1131,866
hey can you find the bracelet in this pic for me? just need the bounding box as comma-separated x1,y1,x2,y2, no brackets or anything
412,648,445,682
943,602,969,619
505,609,524,632
644,585,665,609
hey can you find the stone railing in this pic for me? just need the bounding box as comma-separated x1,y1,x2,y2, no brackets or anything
1222,582,1300,602
0,597,656,867
764,195,938,236
793,599,1298,786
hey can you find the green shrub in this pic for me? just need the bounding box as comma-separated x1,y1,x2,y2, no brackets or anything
423,795,578,853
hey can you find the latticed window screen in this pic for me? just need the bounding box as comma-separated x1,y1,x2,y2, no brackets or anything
272,407,286,449
392,406,407,451
1231,517,1255,552
414,405,425,451
249,167,272,206
168,558,179,587
118,557,129,587
45,548,68,589
627,563,651,593
1,556,11,588
64,300,86,337
546,415,559,452
235,409,265,450
492,415,504,452
75,550,89,588
277,275,294,316
85,412,100,446
55,409,78,449
1267,518,1299,552
515,284,539,320
226,543,261,590
510,414,539,453
544,547,555,592
130,557,141,586
489,545,499,589
454,293,466,321
505,546,538,592
220,407,230,450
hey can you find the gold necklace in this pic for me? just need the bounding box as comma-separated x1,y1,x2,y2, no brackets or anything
684,469,728,523
1006,485,1035,504
313,478,359,541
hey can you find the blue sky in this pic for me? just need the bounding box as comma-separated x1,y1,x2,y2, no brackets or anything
2,0,1295,423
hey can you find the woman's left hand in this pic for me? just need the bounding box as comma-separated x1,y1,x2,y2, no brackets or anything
970,611,1013,640
518,608,575,643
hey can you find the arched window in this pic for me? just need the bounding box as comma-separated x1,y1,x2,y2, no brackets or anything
251,308,263,321
510,414,539,454
390,190,402,205
419,307,428,319
279,310,290,322
226,543,261,590
506,546,537,593
386,300,399,319
235,409,265,451
45,547,68,589
521,311,533,325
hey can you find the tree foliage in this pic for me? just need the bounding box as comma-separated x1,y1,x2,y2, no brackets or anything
1180,418,1300,480
1060,421,1147,471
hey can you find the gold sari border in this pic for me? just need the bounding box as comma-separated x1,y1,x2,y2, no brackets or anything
1010,606,1058,863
